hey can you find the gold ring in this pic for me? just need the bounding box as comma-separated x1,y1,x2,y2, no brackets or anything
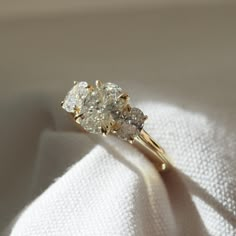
61,80,171,172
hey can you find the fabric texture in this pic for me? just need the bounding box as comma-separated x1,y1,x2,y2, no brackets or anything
2,100,236,236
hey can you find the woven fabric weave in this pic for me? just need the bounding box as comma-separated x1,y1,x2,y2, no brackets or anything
8,103,236,236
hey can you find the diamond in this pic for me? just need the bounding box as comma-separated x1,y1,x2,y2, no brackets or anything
116,122,138,141
125,107,146,130
78,82,124,134
62,81,89,113
116,107,146,141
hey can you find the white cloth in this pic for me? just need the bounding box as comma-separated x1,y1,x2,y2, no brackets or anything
3,102,236,236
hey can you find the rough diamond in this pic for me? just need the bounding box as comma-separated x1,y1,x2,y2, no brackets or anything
62,81,89,113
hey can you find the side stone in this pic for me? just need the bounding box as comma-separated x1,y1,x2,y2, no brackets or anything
62,81,89,113
116,107,146,141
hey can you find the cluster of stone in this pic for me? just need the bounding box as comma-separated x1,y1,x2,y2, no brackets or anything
62,81,147,141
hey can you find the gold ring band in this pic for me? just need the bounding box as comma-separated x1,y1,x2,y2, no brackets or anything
134,129,171,171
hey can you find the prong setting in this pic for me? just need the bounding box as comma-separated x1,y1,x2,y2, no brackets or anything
119,93,129,100
87,85,94,91
101,127,108,136
74,110,82,119
95,80,103,89
128,138,134,144
144,115,148,121
124,104,132,112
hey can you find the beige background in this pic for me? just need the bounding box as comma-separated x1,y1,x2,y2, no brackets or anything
0,2,236,232
0,1,234,20
0,4,236,127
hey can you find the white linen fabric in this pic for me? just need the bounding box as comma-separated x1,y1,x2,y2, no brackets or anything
2,101,236,236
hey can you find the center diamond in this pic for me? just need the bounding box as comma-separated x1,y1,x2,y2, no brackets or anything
78,82,125,134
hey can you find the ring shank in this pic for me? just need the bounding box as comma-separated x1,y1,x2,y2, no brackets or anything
134,129,171,172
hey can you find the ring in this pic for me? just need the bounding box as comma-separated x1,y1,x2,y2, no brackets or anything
61,80,171,172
